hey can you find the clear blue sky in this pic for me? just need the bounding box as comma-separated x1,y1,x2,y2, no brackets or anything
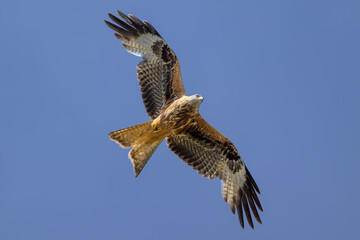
1,0,359,239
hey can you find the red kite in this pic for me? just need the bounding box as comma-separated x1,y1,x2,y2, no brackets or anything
105,11,263,228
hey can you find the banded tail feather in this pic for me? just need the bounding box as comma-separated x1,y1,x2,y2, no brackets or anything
109,121,163,177
109,121,152,148
129,139,162,177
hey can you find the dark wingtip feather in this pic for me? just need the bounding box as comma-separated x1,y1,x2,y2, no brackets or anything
106,10,162,40
249,184,263,212
241,191,254,229
230,202,236,214
116,10,128,20
116,10,134,26
143,20,161,37
236,196,245,228
246,191,262,224
114,33,126,41
128,14,147,33
128,14,144,26
246,167,260,194
108,13,136,33
104,20,130,39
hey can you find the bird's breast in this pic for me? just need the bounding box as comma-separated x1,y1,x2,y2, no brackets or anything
156,99,196,135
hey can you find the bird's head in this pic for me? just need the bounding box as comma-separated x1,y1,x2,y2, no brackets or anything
188,94,204,109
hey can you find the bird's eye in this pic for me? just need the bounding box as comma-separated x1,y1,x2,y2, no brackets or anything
153,125,161,132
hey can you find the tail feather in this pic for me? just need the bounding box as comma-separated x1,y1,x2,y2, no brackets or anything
129,140,162,177
109,121,163,177
109,121,152,148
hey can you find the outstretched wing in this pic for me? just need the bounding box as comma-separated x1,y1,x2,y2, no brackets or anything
166,114,263,228
105,11,186,119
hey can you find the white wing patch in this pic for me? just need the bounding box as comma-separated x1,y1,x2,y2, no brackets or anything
122,34,163,59
221,164,247,210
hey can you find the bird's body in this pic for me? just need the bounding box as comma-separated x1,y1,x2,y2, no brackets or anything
105,11,263,228
152,94,204,136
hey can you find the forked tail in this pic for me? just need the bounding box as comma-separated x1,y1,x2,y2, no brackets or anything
109,121,163,177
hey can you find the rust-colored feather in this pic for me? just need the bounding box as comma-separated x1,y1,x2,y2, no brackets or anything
106,11,262,229
129,140,162,177
109,121,152,148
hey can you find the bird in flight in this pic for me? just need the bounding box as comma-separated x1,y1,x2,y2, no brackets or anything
105,11,263,228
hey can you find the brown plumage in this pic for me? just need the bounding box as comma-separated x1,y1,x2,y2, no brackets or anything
105,11,263,228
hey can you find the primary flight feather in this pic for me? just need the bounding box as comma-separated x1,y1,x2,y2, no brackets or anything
105,11,263,228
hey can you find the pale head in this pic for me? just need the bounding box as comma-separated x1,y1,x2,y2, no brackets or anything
188,94,204,109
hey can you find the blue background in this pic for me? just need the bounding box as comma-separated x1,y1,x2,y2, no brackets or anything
1,0,359,239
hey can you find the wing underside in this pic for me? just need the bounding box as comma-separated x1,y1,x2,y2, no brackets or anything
105,11,186,119
167,114,263,228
